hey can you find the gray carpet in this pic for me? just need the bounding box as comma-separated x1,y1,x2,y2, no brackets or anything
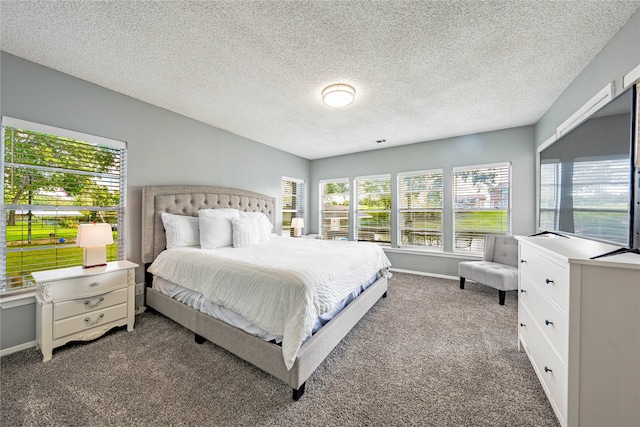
1,273,559,426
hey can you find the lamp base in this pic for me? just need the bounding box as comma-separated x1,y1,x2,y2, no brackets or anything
83,246,107,269
293,228,302,237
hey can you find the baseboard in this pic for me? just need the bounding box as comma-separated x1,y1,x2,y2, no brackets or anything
1,340,36,357
389,268,460,281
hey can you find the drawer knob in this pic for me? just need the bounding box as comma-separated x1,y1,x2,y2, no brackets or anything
544,366,552,373
545,278,554,284
520,289,527,293
83,296,105,309
520,259,527,263
519,323,526,327
545,319,554,326
84,313,105,327
89,281,100,287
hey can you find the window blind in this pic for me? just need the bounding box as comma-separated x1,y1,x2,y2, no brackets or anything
281,177,304,236
453,163,511,253
1,119,126,291
320,179,350,240
398,169,443,249
355,175,391,245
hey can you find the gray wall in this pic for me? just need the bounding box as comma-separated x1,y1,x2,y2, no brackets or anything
310,125,535,276
0,52,309,351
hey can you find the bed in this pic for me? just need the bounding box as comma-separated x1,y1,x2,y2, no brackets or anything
141,185,390,400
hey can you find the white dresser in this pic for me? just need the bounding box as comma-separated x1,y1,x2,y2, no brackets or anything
516,236,640,427
34,260,138,361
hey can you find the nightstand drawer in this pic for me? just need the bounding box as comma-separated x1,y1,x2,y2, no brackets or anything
53,288,128,321
51,270,127,301
520,245,569,311
53,303,127,340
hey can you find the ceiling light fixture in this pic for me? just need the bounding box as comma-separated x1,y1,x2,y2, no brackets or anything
322,84,356,107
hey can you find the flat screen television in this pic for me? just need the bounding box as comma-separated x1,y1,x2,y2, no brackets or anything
538,84,639,257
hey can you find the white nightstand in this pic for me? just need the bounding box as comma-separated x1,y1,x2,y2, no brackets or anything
33,260,138,361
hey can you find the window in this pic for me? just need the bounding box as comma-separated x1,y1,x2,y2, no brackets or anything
1,117,126,292
320,178,350,240
355,175,391,244
397,169,443,249
453,163,511,253
281,177,304,237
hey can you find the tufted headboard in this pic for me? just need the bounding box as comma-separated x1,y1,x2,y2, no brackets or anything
141,185,276,264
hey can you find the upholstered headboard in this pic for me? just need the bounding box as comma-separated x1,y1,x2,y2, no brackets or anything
141,185,276,264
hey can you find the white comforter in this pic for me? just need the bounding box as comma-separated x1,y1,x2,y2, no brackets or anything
147,237,391,369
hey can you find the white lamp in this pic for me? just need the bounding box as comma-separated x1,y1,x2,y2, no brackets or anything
76,223,114,268
322,84,356,107
291,218,305,237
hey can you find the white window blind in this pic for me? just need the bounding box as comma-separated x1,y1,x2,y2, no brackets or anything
397,169,443,249
539,160,562,231
572,157,630,244
281,177,304,236
453,163,511,253
355,175,391,245
1,118,126,292
320,179,350,240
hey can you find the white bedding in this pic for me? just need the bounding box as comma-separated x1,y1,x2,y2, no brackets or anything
147,236,391,369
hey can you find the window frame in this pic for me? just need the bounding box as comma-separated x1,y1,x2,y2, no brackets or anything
354,174,391,245
452,162,511,254
396,169,444,251
319,178,350,241
281,176,305,237
1,117,127,293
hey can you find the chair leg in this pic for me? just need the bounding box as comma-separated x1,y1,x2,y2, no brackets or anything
460,277,465,289
498,290,506,305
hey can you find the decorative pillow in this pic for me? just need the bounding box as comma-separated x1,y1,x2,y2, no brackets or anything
199,208,240,249
239,211,273,243
232,216,260,248
161,212,200,249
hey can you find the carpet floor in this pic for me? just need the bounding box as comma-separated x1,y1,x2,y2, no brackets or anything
1,273,558,426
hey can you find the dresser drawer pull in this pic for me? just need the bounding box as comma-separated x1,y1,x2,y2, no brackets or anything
519,322,526,327
520,259,527,263
84,313,105,326
520,289,527,293
545,319,554,326
545,278,554,284
89,281,100,288
544,366,552,373
83,297,105,309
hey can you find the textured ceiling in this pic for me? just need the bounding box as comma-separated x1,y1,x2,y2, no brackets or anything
1,1,639,159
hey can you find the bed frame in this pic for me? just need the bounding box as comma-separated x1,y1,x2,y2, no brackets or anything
141,185,388,400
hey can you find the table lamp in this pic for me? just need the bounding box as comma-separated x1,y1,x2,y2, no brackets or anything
291,218,305,237
76,223,114,268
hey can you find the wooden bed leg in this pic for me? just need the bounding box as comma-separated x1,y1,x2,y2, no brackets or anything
292,383,306,401
195,334,206,344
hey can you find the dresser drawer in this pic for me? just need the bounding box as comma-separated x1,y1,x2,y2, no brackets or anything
520,245,569,311
53,303,127,340
520,276,568,358
53,288,128,321
50,270,127,301
519,304,567,424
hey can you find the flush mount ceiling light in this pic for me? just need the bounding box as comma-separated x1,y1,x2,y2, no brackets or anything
322,84,356,107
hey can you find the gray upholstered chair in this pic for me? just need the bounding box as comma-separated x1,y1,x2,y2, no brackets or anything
458,234,518,305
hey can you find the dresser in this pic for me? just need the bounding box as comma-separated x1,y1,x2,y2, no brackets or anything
516,236,640,427
34,260,138,361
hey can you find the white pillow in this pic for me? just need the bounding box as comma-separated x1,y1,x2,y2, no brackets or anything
161,212,200,249
232,217,260,248
199,208,239,249
239,211,273,243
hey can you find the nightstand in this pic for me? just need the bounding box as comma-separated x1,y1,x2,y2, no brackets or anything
33,260,138,361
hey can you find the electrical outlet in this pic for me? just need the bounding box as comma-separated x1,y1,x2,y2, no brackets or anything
135,283,145,296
